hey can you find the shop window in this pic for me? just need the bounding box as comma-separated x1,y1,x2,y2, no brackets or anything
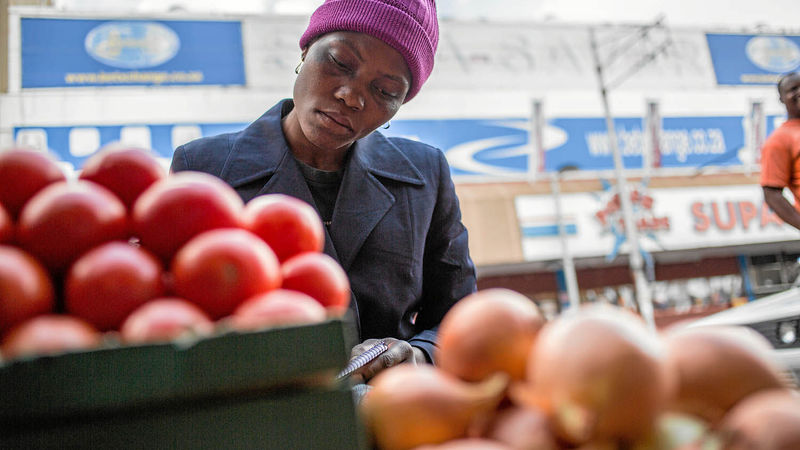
588,275,744,313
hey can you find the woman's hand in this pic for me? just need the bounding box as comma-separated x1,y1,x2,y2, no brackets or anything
349,338,426,383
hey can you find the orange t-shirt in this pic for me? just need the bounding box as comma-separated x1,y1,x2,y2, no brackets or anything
760,119,800,208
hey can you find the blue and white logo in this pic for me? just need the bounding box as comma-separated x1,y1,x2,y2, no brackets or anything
745,36,800,72
84,21,180,69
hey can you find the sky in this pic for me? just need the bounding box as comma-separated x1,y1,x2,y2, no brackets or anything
51,0,800,32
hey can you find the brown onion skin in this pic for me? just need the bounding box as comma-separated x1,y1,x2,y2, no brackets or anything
360,365,508,450
524,304,673,446
620,412,712,450
482,404,559,450
716,389,800,450
413,438,514,450
662,325,788,425
437,288,545,382
572,441,618,450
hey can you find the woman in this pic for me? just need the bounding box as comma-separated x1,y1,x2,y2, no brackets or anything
171,0,476,381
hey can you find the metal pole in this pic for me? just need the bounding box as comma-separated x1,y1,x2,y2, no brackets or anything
589,27,655,329
529,99,544,179
551,170,580,312
747,99,765,177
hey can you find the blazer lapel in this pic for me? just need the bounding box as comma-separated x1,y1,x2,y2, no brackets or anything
218,101,287,193
329,157,394,272
328,132,425,272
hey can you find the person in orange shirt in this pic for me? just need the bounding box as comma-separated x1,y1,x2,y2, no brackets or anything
761,71,800,230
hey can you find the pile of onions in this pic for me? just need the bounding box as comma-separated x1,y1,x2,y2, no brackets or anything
360,288,799,450
661,325,788,425
436,288,545,382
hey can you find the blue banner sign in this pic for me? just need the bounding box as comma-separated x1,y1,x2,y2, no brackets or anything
384,115,766,176
14,114,780,176
706,33,800,85
21,18,245,88
14,123,247,169
545,116,746,172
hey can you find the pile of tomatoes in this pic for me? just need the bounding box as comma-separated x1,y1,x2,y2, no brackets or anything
0,146,350,361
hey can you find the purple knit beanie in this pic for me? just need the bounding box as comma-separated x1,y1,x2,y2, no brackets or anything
299,0,439,103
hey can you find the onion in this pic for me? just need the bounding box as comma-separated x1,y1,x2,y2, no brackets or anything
567,413,711,450
662,325,788,425
482,404,559,450
522,304,672,446
360,364,509,450
610,412,711,450
716,388,800,450
228,289,327,331
437,288,545,382
571,441,617,450
413,438,514,449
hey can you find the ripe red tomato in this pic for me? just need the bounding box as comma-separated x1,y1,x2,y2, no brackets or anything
79,146,167,211
16,180,128,274
229,289,327,331
1,315,101,360
119,298,214,344
65,242,165,331
241,194,325,263
281,252,350,316
0,203,13,244
0,245,55,334
172,228,282,319
0,148,67,220
132,171,243,263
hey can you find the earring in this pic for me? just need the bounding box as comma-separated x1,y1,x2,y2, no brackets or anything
382,121,391,129
295,60,303,74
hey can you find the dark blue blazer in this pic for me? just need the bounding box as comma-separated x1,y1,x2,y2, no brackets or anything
171,100,477,361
